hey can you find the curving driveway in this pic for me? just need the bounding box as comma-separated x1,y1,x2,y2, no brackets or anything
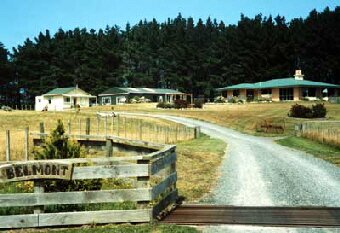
121,113,340,232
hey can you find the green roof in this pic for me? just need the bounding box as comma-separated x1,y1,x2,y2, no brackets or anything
45,87,76,95
217,77,339,91
99,87,184,95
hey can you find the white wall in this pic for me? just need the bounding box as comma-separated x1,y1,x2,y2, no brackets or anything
35,95,92,111
49,96,64,111
35,96,49,111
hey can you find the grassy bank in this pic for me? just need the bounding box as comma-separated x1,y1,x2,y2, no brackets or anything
276,136,340,166
176,134,226,201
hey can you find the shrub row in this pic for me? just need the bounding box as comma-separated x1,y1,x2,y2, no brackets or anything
288,103,327,118
157,100,204,109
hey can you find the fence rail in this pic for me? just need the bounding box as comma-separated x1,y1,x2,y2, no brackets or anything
0,135,178,229
295,121,340,147
1,116,199,161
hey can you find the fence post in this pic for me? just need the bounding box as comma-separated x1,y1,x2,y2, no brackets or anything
96,116,100,135
117,115,120,136
5,130,10,161
24,127,29,161
78,119,81,135
85,118,91,136
68,120,71,135
194,126,201,139
111,116,114,135
137,159,150,209
39,122,45,140
139,120,143,140
124,117,127,139
34,181,45,214
105,116,108,136
106,139,113,157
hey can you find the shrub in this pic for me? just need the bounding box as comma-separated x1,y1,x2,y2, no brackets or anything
157,102,174,109
311,103,327,118
174,99,188,109
214,96,226,103
156,102,165,108
288,103,327,118
227,97,237,103
1,105,13,111
33,120,102,192
193,100,204,108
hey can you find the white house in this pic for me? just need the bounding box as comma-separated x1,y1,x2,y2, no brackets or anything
35,86,96,111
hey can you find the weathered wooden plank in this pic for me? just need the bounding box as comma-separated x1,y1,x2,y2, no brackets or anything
33,180,44,214
144,145,176,160
152,172,177,199
0,156,143,165
153,189,178,218
0,214,39,228
151,152,176,175
31,132,165,150
38,209,151,226
72,164,149,179
0,188,151,207
0,161,73,183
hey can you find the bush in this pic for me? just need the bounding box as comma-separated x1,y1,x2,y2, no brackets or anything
157,102,174,109
1,105,12,111
214,96,226,103
288,103,327,118
174,99,188,109
227,97,237,103
193,100,204,108
156,102,165,108
311,103,327,118
33,120,102,192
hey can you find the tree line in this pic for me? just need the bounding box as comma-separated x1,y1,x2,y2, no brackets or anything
0,7,339,105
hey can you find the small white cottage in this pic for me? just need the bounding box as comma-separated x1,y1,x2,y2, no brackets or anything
35,86,96,111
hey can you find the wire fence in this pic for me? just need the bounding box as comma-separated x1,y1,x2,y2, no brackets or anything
296,121,340,148
0,115,198,161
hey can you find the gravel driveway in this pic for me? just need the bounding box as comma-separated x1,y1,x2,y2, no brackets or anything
121,113,340,232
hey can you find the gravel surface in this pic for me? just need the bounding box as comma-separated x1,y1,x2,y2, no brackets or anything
121,113,340,232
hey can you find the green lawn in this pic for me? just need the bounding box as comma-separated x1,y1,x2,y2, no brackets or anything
276,136,340,166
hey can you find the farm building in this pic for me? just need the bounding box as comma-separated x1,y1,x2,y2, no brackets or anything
217,70,340,102
98,87,192,105
35,86,96,111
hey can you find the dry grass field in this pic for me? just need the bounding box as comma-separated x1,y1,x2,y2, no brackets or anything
0,110,194,161
90,102,340,136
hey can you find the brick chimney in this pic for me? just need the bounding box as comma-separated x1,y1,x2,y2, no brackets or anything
294,70,304,80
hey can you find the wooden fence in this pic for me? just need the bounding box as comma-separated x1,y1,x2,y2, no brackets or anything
295,121,340,147
0,135,178,228
0,117,199,161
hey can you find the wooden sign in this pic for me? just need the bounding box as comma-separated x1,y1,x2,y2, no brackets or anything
0,161,74,183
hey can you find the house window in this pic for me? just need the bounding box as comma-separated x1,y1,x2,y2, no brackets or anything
102,97,111,105
261,89,272,95
64,97,70,102
302,88,316,97
233,90,240,96
279,88,293,100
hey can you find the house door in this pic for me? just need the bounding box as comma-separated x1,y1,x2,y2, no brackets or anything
73,98,77,106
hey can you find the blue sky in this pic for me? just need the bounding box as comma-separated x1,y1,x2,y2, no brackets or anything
0,0,338,50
